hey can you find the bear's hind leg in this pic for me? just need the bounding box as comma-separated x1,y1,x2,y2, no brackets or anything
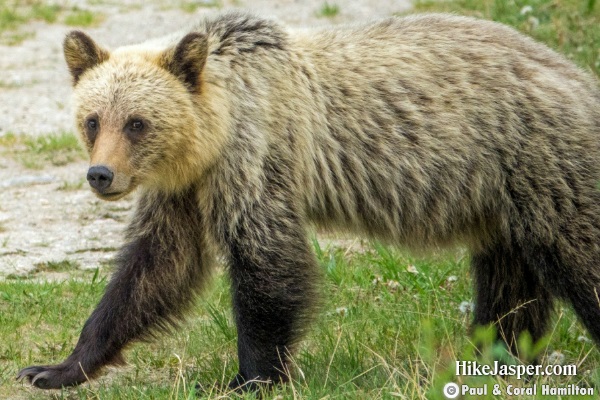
535,216,600,345
471,243,554,358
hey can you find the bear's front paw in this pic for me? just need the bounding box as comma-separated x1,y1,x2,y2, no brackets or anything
17,364,86,389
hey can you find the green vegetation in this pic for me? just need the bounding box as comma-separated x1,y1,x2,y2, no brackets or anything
317,2,340,18
23,132,81,155
0,77,37,89
180,0,221,13
1,244,598,399
64,8,101,27
33,260,80,273
30,2,61,23
57,179,86,191
0,132,84,169
0,30,33,45
6,260,81,280
412,0,600,76
0,1,101,44
0,5,24,32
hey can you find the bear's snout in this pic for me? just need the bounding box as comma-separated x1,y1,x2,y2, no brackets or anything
87,165,114,193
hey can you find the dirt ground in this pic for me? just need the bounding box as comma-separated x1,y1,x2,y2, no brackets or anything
0,0,412,276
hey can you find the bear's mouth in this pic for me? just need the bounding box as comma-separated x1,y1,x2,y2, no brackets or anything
93,184,136,201
95,191,129,201
91,177,137,201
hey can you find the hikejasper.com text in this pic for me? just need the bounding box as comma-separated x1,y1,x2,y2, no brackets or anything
455,360,577,380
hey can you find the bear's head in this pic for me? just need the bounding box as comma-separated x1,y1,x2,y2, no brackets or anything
63,30,227,200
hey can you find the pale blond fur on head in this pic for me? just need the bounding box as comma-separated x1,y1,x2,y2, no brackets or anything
65,31,231,198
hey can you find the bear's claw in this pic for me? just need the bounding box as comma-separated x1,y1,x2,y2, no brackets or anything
17,364,84,389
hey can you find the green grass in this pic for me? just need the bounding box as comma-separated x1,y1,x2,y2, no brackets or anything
33,260,80,273
0,132,84,169
0,0,60,30
64,9,101,27
1,244,598,399
180,0,221,13
5,260,81,280
57,179,86,191
0,30,33,45
317,2,340,18
0,5,24,32
412,0,600,76
0,1,100,44
23,132,81,154
0,131,18,147
30,2,61,23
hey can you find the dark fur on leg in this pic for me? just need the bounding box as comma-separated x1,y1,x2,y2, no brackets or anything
472,242,554,359
17,188,212,389
531,213,600,345
204,149,320,390
224,210,319,390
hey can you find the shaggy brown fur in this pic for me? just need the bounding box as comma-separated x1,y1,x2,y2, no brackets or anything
18,12,600,391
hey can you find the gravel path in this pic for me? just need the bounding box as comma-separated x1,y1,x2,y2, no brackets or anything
0,0,412,275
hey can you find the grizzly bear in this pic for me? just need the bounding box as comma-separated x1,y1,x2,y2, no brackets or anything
17,11,600,391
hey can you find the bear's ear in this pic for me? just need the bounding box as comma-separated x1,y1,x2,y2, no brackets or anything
63,31,109,85
161,32,208,92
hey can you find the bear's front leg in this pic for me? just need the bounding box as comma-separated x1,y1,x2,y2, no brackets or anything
222,200,320,392
17,188,212,389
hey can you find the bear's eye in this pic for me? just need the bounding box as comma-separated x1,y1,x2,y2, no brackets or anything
85,117,99,143
125,118,148,142
130,120,144,131
86,118,98,131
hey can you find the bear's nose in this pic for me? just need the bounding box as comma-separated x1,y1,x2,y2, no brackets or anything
87,165,114,192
